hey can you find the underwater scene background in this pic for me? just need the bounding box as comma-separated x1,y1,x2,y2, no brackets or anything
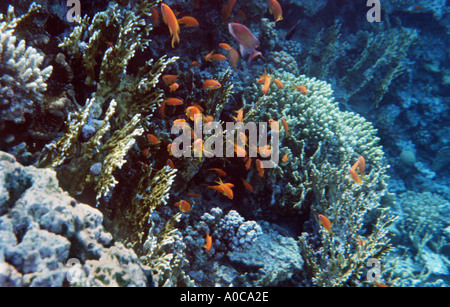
0,0,448,287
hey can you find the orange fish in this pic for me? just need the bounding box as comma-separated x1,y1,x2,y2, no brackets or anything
291,83,308,95
209,168,227,177
204,232,212,252
219,43,232,50
274,78,284,89
151,7,159,25
141,148,150,156
178,16,199,27
349,168,362,184
241,178,253,192
186,105,203,121
147,134,159,145
318,214,333,234
228,47,239,70
358,156,366,177
257,68,269,83
162,74,179,85
166,158,175,169
203,115,213,123
190,60,201,67
233,108,244,122
234,144,247,157
174,199,192,212
163,97,183,106
186,192,200,198
209,54,227,61
255,159,264,177
267,0,283,22
281,118,289,135
204,50,216,61
206,178,234,199
259,145,272,157
221,0,237,21
262,73,272,95
169,82,179,92
161,3,180,48
245,157,252,170
282,153,289,164
159,101,167,118
202,79,222,90
268,119,279,133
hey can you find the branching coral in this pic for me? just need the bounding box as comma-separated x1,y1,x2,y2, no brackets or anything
243,71,393,286
59,1,176,121
38,98,144,204
304,24,418,108
0,5,53,129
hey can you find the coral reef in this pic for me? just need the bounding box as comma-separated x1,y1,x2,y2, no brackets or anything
0,151,149,286
0,0,448,289
0,6,52,129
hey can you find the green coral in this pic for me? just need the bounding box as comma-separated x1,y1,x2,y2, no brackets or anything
59,1,175,121
244,71,394,286
304,23,418,108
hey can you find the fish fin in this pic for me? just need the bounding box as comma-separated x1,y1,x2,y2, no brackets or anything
247,50,264,66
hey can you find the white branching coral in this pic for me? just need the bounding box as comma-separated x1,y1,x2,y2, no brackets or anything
0,6,52,126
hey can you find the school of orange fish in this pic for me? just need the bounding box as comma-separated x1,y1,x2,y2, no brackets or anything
141,1,368,256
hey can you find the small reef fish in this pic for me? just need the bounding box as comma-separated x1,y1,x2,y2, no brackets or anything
274,78,284,89
207,53,227,61
174,199,192,212
349,168,362,184
186,192,200,198
186,105,203,121
259,145,272,157
281,118,289,135
281,153,289,164
162,74,179,85
257,68,269,83
267,0,283,22
245,157,252,170
204,232,212,252
228,23,264,65
241,178,254,192
285,19,302,40
233,108,244,122
255,159,264,177
222,0,237,21
206,178,234,199
262,73,272,95
141,148,150,156
190,60,201,67
163,97,183,106
202,79,222,90
169,82,179,92
161,3,180,48
228,47,239,69
166,158,175,169
178,16,199,27
291,83,308,95
219,43,232,50
151,7,159,25
358,155,366,177
234,143,247,157
147,133,159,145
318,214,333,234
209,168,227,177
